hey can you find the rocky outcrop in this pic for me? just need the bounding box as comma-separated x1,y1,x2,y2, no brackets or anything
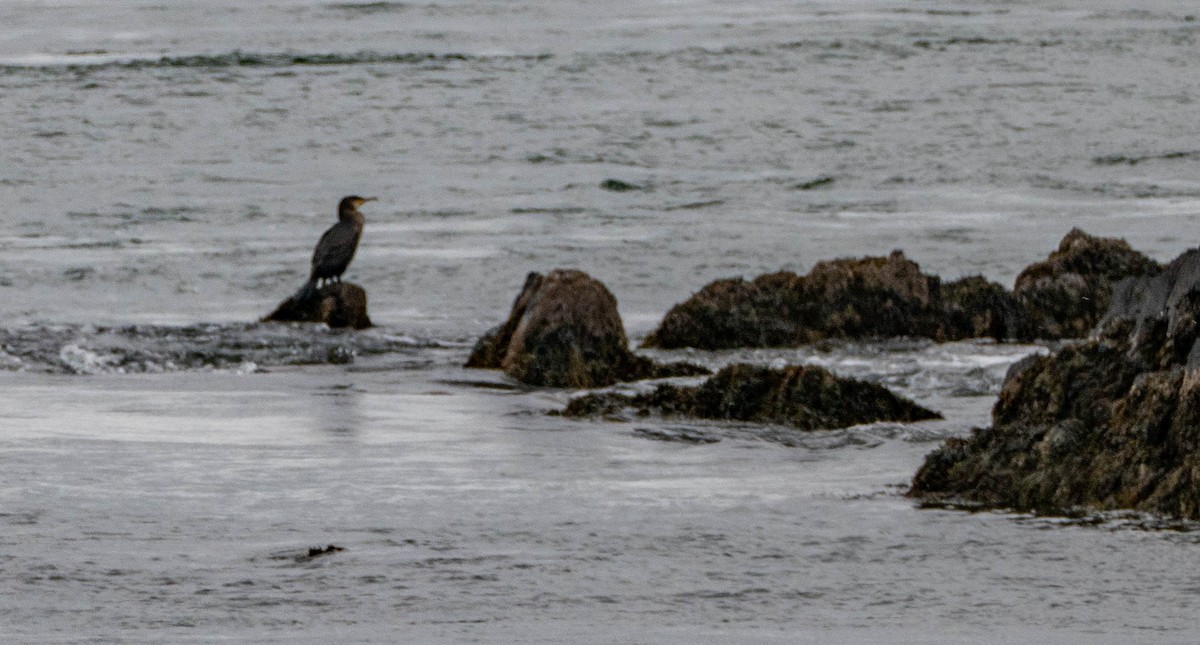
263,282,372,330
910,249,1200,519
644,251,1019,349
466,270,707,388
563,363,940,430
1011,228,1161,340
643,230,1157,349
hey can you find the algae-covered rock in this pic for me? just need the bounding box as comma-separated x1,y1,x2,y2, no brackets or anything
644,229,1157,349
263,282,372,330
910,248,1200,520
563,363,940,430
938,276,1022,342
1011,228,1160,340
466,269,707,388
644,251,1015,349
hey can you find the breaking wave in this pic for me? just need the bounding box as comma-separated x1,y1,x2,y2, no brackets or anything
0,322,446,375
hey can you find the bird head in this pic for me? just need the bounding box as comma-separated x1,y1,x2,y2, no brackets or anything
338,195,378,216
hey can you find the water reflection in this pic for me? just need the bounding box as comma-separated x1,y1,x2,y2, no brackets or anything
311,383,362,436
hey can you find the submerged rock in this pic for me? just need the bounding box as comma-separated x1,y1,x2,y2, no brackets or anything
466,269,707,388
1011,227,1160,340
910,248,1200,520
644,229,1157,349
563,363,941,430
263,282,372,330
644,250,1017,349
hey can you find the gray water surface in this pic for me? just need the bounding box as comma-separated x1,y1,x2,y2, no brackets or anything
2,0,1200,641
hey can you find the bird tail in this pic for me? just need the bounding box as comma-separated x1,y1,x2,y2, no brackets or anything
294,278,319,303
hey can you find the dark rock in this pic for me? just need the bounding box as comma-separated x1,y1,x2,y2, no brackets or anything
910,248,1200,520
644,251,1017,349
466,269,708,388
644,229,1157,349
263,282,372,330
939,275,1022,341
563,363,941,430
1011,227,1160,340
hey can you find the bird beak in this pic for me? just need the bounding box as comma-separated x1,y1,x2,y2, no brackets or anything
360,197,378,203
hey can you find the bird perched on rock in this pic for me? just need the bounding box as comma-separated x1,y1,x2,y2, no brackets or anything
295,195,376,302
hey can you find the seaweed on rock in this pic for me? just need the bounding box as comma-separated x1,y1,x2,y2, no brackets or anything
643,229,1158,349
910,249,1200,520
563,363,941,431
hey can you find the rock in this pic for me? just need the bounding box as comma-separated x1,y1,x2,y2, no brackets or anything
910,248,1200,520
644,229,1157,349
938,276,1022,342
263,282,372,330
644,251,1017,349
1011,228,1160,340
563,363,941,430
466,270,708,388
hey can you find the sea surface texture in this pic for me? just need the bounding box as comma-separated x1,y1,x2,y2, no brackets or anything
1,0,1199,642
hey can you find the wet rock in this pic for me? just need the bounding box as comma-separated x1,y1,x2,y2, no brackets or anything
939,276,1023,342
263,282,372,330
644,251,1017,349
1011,228,1160,340
563,363,941,430
644,229,1157,349
910,248,1200,520
466,270,707,388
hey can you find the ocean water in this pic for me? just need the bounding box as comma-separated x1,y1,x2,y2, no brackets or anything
2,0,1200,641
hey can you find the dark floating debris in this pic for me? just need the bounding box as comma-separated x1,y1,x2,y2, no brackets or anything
325,1,408,14
599,178,647,192
267,544,346,564
1092,150,1200,166
792,176,835,190
304,544,345,560
10,50,555,72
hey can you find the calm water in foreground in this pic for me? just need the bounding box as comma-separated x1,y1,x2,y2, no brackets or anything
2,0,1200,641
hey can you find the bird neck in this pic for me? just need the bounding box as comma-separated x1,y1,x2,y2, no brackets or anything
338,206,360,222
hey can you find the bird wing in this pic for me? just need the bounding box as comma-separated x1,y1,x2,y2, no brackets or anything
311,221,362,277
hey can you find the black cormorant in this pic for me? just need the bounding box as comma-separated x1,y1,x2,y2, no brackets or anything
296,195,375,301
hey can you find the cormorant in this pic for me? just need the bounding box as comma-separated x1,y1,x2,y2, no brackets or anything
295,195,376,302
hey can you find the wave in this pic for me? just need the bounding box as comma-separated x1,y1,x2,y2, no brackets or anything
0,49,553,72
325,1,409,14
0,322,446,375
